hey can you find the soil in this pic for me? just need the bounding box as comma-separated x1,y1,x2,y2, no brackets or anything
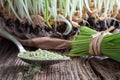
0,7,120,40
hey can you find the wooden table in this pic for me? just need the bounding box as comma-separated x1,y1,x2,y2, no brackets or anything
0,39,120,80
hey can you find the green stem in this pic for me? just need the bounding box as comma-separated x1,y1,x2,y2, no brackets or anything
45,0,51,28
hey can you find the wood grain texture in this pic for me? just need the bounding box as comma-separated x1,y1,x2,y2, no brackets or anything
0,39,120,80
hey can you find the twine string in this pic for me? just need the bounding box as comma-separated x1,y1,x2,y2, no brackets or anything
89,26,115,56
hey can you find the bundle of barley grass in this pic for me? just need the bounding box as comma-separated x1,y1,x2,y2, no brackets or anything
69,26,120,62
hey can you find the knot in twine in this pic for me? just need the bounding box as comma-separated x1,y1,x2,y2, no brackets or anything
89,26,115,56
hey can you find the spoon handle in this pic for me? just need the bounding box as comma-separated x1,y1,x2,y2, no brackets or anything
0,27,26,52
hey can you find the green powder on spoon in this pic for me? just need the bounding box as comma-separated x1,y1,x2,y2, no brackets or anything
18,49,70,60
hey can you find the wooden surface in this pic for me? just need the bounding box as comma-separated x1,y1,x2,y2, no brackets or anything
0,39,120,80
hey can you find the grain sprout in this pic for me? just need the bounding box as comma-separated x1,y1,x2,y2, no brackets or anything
0,0,120,35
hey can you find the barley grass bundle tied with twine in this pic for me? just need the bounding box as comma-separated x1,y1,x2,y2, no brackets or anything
69,26,120,62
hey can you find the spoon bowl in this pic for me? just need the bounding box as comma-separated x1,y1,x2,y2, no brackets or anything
19,57,70,66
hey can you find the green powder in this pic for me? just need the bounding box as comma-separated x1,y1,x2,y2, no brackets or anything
18,49,70,60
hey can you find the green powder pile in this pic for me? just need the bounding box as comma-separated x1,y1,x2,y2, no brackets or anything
18,49,70,60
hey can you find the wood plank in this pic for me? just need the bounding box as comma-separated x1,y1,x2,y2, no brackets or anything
0,40,120,80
